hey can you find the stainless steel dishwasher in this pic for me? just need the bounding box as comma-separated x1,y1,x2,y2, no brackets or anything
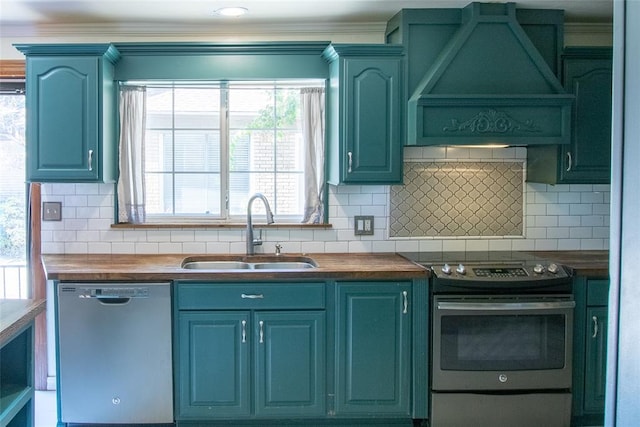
57,282,173,425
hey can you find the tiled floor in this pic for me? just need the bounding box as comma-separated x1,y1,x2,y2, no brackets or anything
35,391,57,427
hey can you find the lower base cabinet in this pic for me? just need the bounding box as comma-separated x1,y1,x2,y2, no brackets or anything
174,280,417,425
335,282,412,416
572,277,609,426
175,282,326,420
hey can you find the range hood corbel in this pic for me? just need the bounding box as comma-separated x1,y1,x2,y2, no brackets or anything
407,2,574,147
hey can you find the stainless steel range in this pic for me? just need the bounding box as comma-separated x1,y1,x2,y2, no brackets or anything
402,252,574,427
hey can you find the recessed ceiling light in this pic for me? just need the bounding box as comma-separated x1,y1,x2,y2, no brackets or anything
214,7,249,17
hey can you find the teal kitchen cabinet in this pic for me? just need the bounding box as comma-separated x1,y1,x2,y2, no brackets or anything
334,282,412,416
572,277,609,426
174,282,326,421
0,301,42,427
15,44,120,182
527,48,613,184
323,44,404,185
177,311,251,418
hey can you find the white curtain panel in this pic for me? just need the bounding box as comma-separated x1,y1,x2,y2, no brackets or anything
301,87,325,224
117,86,147,223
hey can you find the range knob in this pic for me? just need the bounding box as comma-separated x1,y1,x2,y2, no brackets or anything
456,263,467,275
548,263,560,274
441,264,452,275
533,264,546,274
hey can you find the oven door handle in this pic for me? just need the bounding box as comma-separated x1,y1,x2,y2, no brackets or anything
436,301,575,311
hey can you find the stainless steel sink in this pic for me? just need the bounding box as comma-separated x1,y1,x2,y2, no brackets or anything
252,262,316,270
181,261,251,270
181,256,318,271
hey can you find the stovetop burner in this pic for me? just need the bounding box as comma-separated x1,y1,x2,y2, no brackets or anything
399,251,573,294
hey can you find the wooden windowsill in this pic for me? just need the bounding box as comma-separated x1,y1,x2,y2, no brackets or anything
111,222,333,229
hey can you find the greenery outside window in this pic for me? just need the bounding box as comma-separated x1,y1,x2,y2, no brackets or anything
130,80,324,224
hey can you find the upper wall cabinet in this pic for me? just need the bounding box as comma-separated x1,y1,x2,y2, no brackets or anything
15,44,120,182
527,48,613,184
323,44,404,185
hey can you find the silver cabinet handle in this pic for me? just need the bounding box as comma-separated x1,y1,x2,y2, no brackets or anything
347,151,353,173
241,293,264,299
592,316,599,338
241,320,247,343
88,149,94,172
566,151,572,172
402,291,408,314
259,320,264,343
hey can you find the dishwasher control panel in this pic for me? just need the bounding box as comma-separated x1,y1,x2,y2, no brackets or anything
79,287,149,298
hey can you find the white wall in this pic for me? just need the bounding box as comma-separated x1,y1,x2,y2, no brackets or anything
40,147,609,255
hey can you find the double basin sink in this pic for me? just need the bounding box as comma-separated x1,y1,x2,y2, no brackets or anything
181,255,318,271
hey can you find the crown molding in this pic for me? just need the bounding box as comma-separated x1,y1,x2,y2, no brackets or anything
0,21,388,39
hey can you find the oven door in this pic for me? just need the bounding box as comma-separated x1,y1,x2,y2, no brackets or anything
432,295,574,391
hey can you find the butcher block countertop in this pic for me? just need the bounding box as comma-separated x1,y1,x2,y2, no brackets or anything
41,252,428,282
0,298,46,347
41,250,608,282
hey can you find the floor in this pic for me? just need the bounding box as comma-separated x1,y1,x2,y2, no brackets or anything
35,391,57,427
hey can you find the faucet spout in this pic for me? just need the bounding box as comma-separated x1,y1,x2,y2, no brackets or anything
246,193,275,255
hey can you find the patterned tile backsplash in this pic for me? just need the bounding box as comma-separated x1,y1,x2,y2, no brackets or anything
39,147,610,254
390,162,523,238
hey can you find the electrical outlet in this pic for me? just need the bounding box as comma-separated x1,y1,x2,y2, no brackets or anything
43,201,62,221
354,215,374,236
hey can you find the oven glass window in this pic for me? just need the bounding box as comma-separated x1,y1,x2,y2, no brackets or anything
440,314,566,370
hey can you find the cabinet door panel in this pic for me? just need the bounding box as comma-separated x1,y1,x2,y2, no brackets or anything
560,57,612,183
343,58,403,183
336,283,411,415
177,311,250,418
254,311,325,417
28,57,99,181
584,306,608,413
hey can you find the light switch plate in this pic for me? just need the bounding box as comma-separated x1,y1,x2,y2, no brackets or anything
43,201,62,221
354,215,374,235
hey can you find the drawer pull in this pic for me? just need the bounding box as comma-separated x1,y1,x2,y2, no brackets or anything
241,320,247,343
259,320,264,343
592,315,599,338
241,293,264,299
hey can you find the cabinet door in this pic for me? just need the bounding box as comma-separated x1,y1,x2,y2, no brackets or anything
177,311,250,419
335,282,411,415
584,306,608,413
341,58,403,184
254,311,326,417
27,57,100,181
560,52,612,183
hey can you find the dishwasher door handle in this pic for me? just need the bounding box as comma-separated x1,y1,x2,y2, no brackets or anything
95,297,132,305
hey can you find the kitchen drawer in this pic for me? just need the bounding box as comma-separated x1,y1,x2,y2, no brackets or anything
177,282,325,310
587,279,609,306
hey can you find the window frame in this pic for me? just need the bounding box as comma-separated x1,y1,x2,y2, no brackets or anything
127,79,325,225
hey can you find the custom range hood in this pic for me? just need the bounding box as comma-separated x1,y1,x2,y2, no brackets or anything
408,2,573,146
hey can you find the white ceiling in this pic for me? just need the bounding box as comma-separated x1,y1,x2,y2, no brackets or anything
0,0,613,27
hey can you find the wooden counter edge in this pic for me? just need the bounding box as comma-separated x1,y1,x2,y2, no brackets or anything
0,299,46,347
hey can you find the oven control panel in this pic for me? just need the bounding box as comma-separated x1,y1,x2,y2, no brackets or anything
432,262,569,281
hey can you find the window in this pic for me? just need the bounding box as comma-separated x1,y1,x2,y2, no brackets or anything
133,80,324,223
0,80,28,298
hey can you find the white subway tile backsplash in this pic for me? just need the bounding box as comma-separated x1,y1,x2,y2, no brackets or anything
39,147,610,255
171,230,195,242
112,242,136,253
87,242,112,253
570,204,593,216
158,242,184,253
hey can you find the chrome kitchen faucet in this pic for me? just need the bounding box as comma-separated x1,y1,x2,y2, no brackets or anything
246,193,275,255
